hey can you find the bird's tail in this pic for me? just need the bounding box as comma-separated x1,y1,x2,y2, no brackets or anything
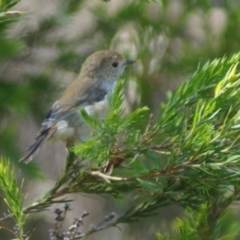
19,128,54,163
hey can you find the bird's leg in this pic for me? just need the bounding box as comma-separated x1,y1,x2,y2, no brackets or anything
102,145,125,174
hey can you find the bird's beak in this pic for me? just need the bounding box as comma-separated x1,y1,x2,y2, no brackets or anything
123,59,135,65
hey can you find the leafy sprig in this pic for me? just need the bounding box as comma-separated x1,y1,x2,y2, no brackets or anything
0,157,25,238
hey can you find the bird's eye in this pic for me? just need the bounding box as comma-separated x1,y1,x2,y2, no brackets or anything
112,62,118,68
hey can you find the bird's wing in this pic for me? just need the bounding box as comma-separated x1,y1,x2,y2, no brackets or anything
55,86,108,113
38,85,108,138
20,86,108,162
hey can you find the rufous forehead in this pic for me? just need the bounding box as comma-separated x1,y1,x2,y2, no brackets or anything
98,53,123,64
83,50,124,68
95,50,123,60
112,52,123,60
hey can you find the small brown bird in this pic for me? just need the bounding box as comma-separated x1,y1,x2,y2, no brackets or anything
20,50,134,163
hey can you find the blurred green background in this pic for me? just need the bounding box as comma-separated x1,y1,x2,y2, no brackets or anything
1,0,240,239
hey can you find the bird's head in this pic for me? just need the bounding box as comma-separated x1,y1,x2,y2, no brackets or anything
80,50,134,87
